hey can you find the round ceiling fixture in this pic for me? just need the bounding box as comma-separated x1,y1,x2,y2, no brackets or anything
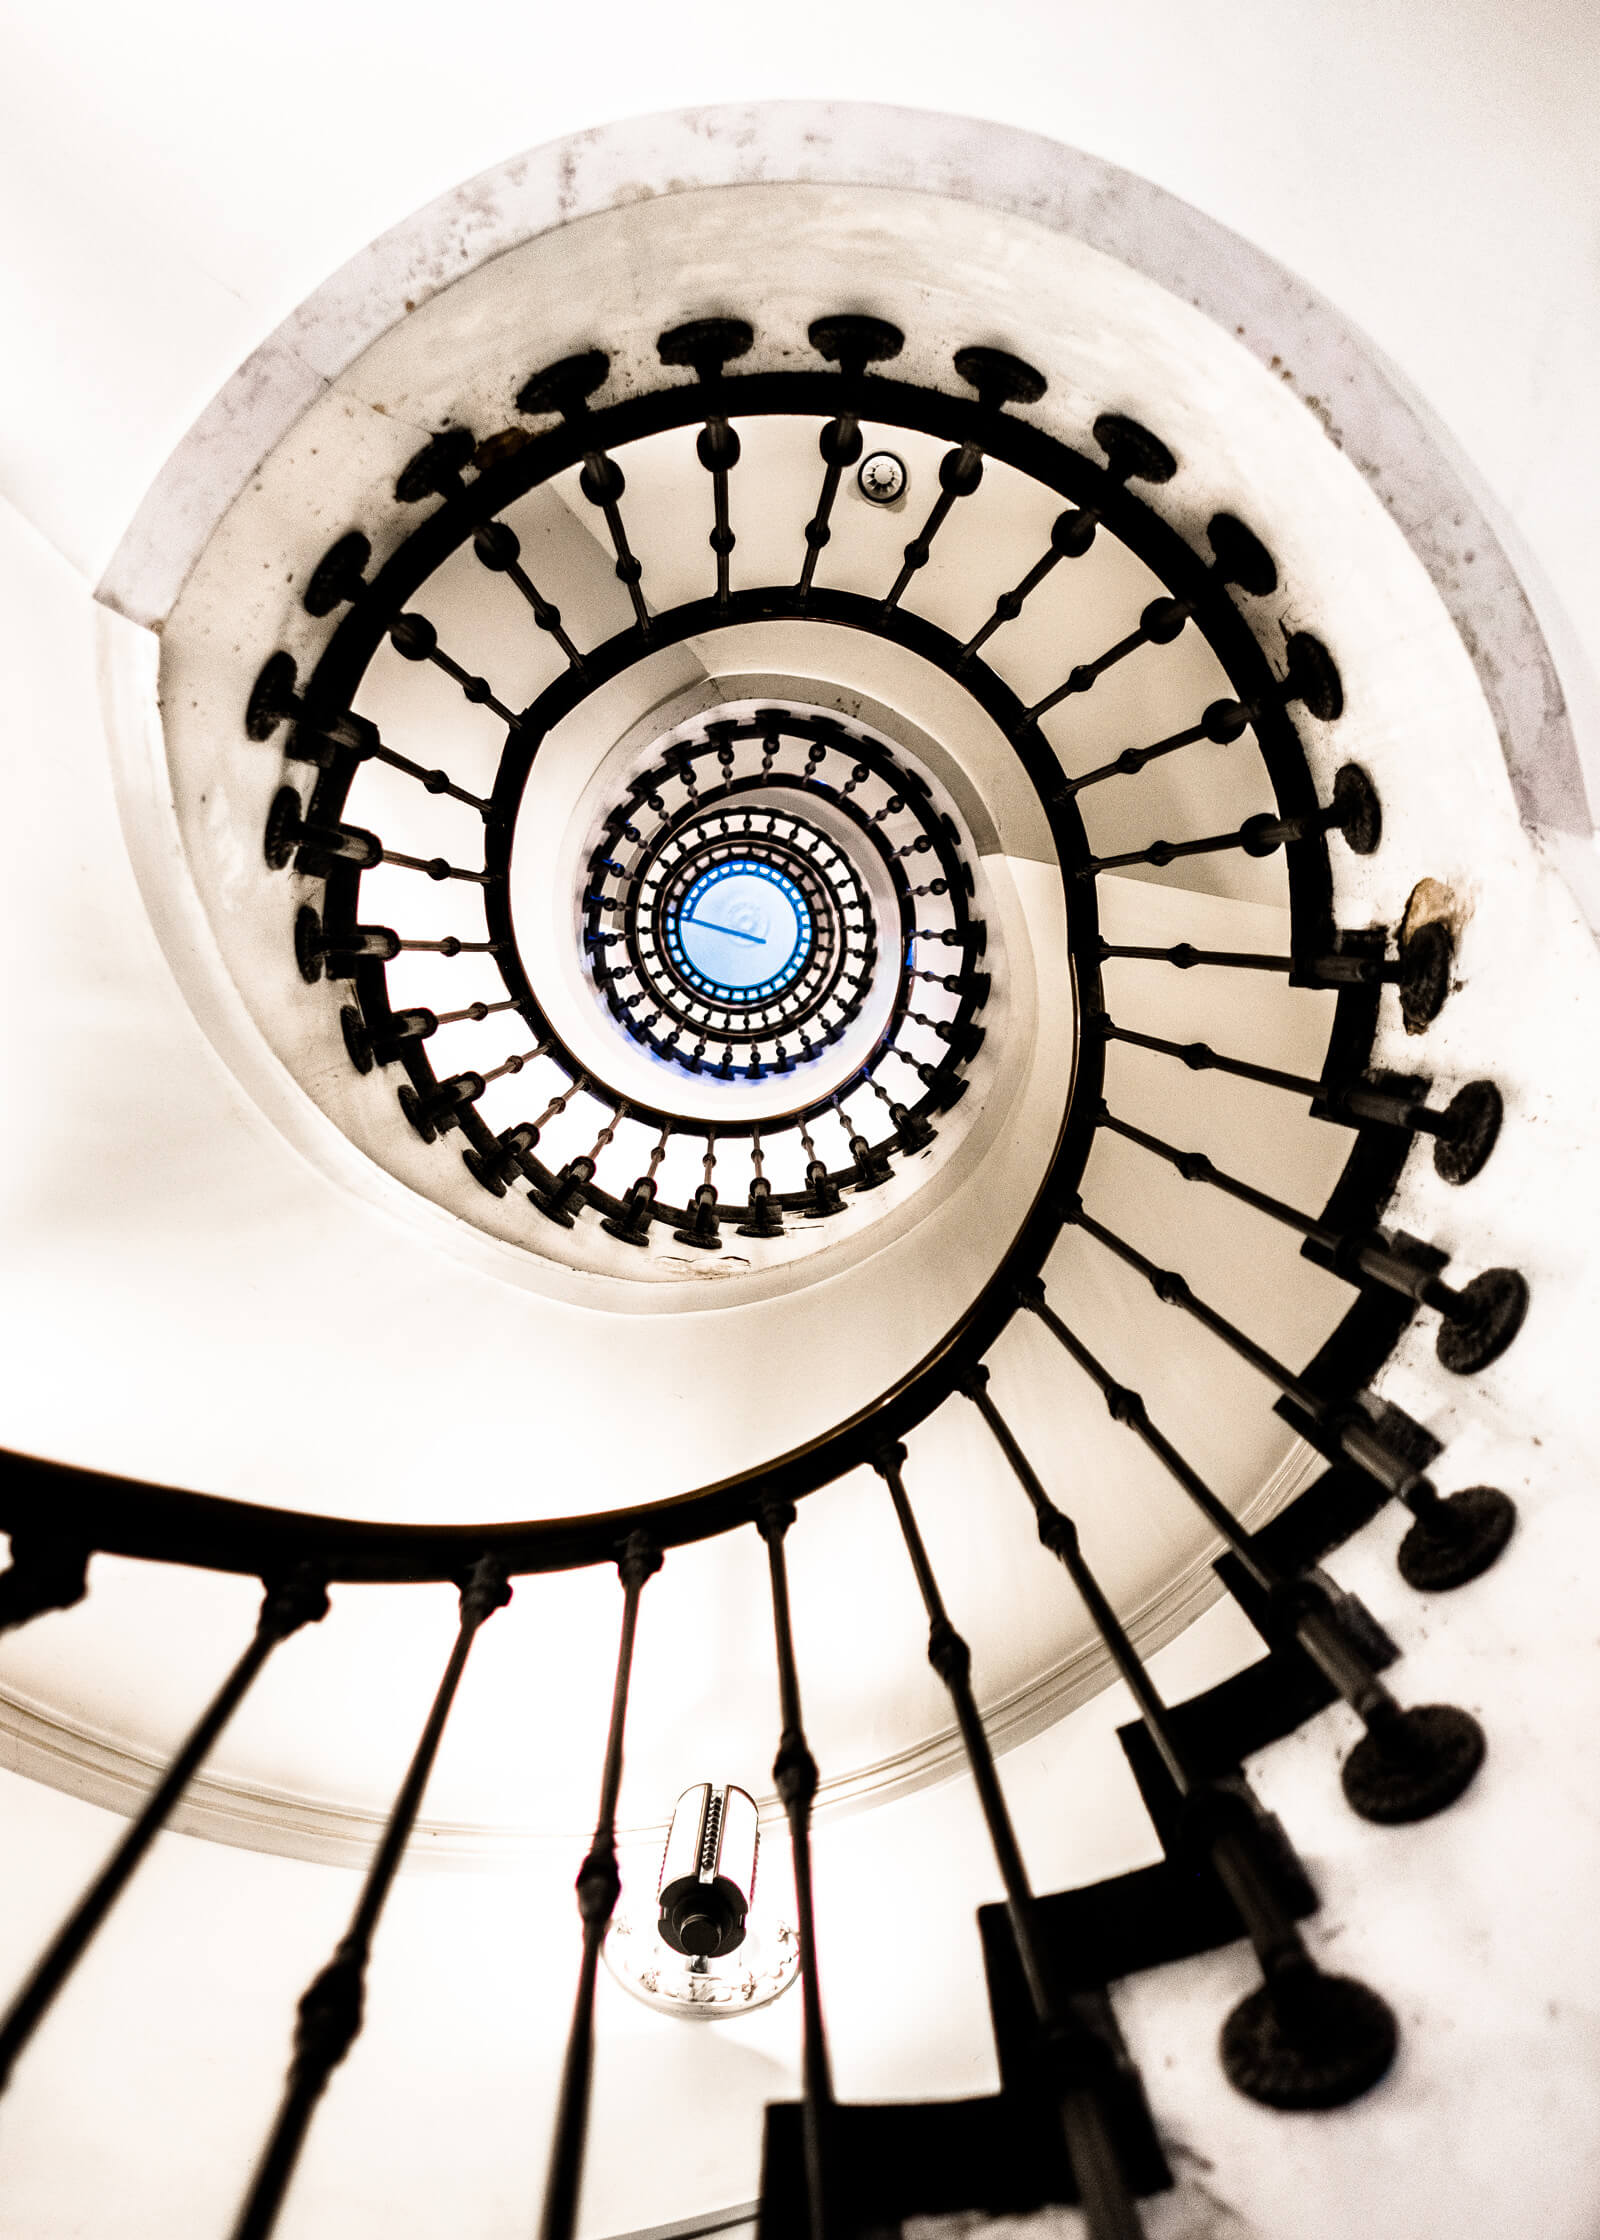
670,859,813,1002
857,450,907,504
580,705,957,1087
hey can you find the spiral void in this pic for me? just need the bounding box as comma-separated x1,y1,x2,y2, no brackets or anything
220,310,1396,1301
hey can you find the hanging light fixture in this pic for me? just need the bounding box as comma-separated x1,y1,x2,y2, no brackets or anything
604,1781,799,2016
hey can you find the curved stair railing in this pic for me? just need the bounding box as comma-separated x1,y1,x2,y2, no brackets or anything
0,307,1534,2240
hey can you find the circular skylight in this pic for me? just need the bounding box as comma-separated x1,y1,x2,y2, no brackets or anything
668,861,812,1002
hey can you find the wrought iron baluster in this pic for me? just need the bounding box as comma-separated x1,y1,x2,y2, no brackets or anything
881,347,1045,615
230,1558,510,2240
0,1572,329,2098
1096,933,1421,994
799,315,905,599
516,351,651,636
601,1121,671,1247
873,1446,1157,2239
246,649,492,813
868,1073,935,1153
673,1133,722,1249
796,1116,843,1219
393,933,503,957
1057,699,1252,793
961,1370,1399,2112
958,408,1175,672
473,519,589,675
536,1101,626,1229
1097,1104,1529,1373
959,507,1100,666
1078,764,1381,878
755,1497,834,2240
341,997,521,1075
266,794,494,887
398,1046,551,1144
1017,1292,1486,1823
1089,1013,1503,1181
658,319,754,609
540,1533,662,2240
736,1129,785,1238
1062,1197,1517,1590
367,847,493,886
389,611,523,724
1029,511,1275,724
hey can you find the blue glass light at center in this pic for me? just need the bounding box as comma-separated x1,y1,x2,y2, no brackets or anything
669,860,811,1002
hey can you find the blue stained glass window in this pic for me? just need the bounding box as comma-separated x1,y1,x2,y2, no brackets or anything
668,861,812,1001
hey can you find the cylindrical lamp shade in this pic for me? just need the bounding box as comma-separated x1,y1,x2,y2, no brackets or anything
658,1783,760,1958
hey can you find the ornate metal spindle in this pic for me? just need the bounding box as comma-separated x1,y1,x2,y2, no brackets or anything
265,793,493,886
1098,918,1461,1066
387,610,521,725
601,1121,671,1248
797,1116,843,1219
881,347,1046,615
1063,1197,1517,1589
0,1537,88,1638
1089,1013,1503,1183
1018,1292,1486,1823
834,1094,892,1191
908,1008,984,1059
1097,937,1386,981
1039,617,1339,759
341,997,520,1075
463,1121,544,1197
912,965,993,1006
755,1497,835,2240
915,920,987,955
960,506,1100,665
533,1100,628,1222
960,1369,1399,2112
293,911,401,983
672,1133,722,1249
872,1446,1158,2240
397,933,503,957
294,521,520,725
539,1533,662,2240
247,649,487,809
799,315,906,599
736,1129,785,1238
0,1572,329,2098
366,847,493,886
398,1046,549,1144
1027,511,1275,722
1057,699,1253,793
868,1074,935,1153
959,402,1180,693
515,350,650,636
657,319,754,609
1097,1104,1529,1373
230,1558,510,2240
361,737,492,816
1078,763,1382,878
263,792,378,875
473,520,589,674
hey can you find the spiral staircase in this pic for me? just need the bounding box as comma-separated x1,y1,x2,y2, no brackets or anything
1,101,1598,2240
